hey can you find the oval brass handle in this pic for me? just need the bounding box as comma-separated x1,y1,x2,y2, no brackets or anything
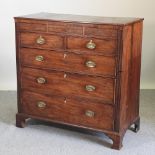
85,85,96,92
36,36,45,45
85,60,96,68
85,110,95,117
37,101,46,108
35,55,44,62
36,77,46,84
86,40,96,50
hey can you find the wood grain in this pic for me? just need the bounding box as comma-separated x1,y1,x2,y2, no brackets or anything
67,36,117,55
20,48,116,77
15,13,143,150
15,12,143,25
21,91,114,130
20,32,64,50
18,22,47,32
21,67,115,103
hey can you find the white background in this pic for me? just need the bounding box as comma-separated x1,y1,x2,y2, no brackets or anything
0,0,155,90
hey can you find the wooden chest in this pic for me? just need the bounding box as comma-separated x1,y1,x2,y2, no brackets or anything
15,13,143,149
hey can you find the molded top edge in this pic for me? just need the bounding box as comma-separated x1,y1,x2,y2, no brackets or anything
14,12,144,26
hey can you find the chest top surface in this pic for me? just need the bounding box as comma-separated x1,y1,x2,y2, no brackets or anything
15,12,143,25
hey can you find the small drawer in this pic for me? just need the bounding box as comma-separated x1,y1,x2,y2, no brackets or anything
20,48,116,77
20,32,64,50
21,91,114,130
18,22,47,32
48,22,66,33
21,67,115,103
67,36,117,55
85,27,117,39
66,24,83,35
48,22,83,35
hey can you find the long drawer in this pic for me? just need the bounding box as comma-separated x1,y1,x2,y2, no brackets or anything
21,91,114,130
20,48,116,77
21,67,115,104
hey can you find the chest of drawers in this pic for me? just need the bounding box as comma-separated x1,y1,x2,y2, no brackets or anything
15,13,143,150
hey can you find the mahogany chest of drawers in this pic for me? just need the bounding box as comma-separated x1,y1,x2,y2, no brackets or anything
15,13,143,149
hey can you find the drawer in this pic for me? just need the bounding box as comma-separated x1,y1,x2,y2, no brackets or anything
67,36,117,55
18,22,47,32
20,32,64,50
48,22,83,35
21,91,114,130
21,67,114,103
85,27,117,39
20,48,116,77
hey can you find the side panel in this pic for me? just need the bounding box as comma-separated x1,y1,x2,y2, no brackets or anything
119,25,132,132
119,22,143,133
15,22,22,113
130,22,143,121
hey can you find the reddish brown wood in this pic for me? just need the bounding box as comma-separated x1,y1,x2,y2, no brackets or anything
20,48,116,77
15,12,143,25
18,22,47,32
21,67,114,103
15,13,143,150
107,132,123,149
118,21,143,135
67,36,117,55
49,22,83,35
20,32,64,50
21,91,114,130
130,22,143,122
85,27,117,38
119,25,132,132
16,113,27,128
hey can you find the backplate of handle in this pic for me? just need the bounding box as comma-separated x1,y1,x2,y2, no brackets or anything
37,101,46,108
85,110,95,117
35,55,44,62
86,40,96,49
85,85,96,91
36,77,46,84
36,36,45,45
85,60,96,68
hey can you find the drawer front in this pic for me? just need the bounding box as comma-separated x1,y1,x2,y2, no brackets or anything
48,22,83,35
18,22,47,32
21,67,114,103
21,91,114,130
20,32,64,50
20,48,116,76
67,37,117,55
85,27,117,39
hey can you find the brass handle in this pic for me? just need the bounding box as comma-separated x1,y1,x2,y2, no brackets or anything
85,110,95,117
36,77,46,84
85,60,96,68
35,55,44,62
37,101,46,108
86,40,96,49
36,36,45,45
85,85,96,92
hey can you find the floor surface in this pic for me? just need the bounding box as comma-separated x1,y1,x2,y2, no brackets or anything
0,90,155,155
